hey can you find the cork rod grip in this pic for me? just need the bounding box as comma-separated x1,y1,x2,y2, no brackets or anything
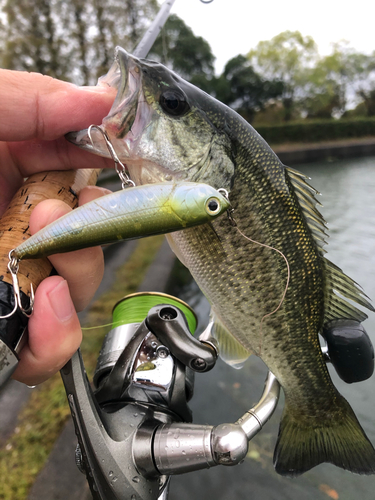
0,169,101,297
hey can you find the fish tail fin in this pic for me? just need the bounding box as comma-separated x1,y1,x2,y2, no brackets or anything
274,395,375,476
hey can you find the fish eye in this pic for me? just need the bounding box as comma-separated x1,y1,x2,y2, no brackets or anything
160,89,190,117
206,197,221,216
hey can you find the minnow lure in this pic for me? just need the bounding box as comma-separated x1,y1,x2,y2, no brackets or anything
12,182,229,261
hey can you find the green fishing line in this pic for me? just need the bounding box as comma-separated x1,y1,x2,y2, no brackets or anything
112,292,197,334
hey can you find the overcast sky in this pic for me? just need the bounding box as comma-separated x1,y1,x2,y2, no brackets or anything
171,0,374,74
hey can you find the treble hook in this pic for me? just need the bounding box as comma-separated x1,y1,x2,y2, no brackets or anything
87,125,135,190
0,251,34,319
218,188,237,227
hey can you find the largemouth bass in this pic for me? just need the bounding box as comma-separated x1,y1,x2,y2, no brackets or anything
12,182,229,260
68,47,375,477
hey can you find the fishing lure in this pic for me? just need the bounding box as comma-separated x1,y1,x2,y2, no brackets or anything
11,182,230,261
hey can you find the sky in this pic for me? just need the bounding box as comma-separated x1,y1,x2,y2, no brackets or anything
170,0,375,74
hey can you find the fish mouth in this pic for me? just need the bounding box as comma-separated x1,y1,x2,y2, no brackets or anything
66,47,144,159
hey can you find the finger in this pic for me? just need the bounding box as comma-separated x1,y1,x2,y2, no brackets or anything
4,138,113,179
13,276,82,385
78,185,113,205
0,141,113,216
0,69,116,141
29,196,107,311
51,246,104,312
0,69,116,212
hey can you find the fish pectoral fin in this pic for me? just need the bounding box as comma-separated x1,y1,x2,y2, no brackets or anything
274,395,375,476
210,309,252,369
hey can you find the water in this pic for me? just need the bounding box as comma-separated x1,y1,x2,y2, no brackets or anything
167,156,375,500
297,157,375,438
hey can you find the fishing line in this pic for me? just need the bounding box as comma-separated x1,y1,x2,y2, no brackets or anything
235,226,291,317
82,322,118,331
81,319,146,332
81,292,197,334
218,188,290,352
236,226,291,354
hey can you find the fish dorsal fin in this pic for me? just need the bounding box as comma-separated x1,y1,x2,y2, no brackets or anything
285,166,374,323
323,258,375,323
285,166,328,254
210,309,252,369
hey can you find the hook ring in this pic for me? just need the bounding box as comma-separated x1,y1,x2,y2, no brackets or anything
0,251,34,319
87,125,135,189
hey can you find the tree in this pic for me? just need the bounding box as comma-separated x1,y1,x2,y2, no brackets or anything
91,0,158,78
1,0,158,84
301,56,346,119
306,42,359,118
352,50,375,116
302,44,375,118
1,0,69,79
149,14,215,89
0,1,216,87
211,55,283,123
248,31,318,121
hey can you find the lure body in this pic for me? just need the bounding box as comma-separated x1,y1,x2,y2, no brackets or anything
13,182,229,260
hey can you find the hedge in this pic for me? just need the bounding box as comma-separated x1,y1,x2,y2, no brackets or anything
255,118,375,145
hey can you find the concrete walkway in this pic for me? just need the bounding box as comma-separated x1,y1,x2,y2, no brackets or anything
274,137,375,164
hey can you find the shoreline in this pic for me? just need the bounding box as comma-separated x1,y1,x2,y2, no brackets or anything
272,137,375,165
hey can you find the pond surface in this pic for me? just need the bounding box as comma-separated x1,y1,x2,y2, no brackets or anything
167,156,375,500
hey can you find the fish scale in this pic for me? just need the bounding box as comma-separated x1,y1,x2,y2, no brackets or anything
170,164,323,377
68,47,375,477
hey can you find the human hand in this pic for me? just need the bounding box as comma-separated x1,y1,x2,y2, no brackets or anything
0,69,116,385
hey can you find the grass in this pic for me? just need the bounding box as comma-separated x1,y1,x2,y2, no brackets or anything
0,235,165,500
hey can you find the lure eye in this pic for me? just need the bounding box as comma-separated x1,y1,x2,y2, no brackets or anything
160,89,190,117
205,197,221,216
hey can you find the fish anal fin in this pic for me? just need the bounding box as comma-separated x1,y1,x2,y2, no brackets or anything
211,310,252,369
274,395,375,476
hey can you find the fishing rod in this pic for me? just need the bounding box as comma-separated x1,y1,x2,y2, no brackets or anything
1,2,373,498
0,169,100,385
133,0,177,58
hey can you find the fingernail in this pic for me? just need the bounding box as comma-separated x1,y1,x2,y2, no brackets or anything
96,187,113,195
83,185,112,196
47,279,75,322
77,85,112,93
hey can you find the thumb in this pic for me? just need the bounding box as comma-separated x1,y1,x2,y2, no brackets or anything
13,275,82,385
